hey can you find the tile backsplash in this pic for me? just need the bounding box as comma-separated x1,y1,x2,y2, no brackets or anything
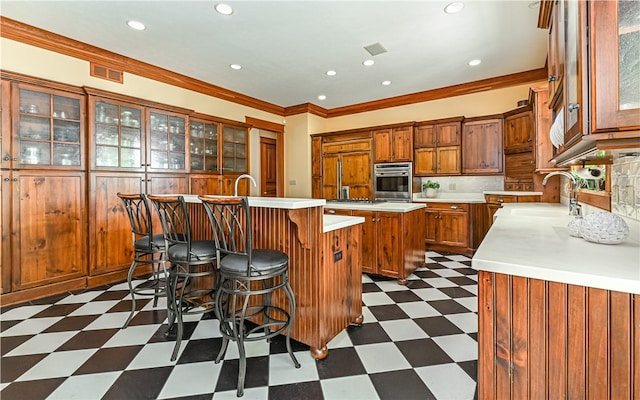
611,152,640,221
419,175,504,193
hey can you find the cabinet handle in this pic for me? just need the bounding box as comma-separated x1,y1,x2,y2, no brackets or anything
548,75,557,82
498,199,504,203
3,178,9,182
327,209,336,214
3,155,9,161
377,218,381,222
13,178,18,182
527,138,532,142
568,103,580,112
450,205,458,209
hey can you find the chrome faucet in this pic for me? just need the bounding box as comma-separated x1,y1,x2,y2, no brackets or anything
234,174,257,196
542,171,581,217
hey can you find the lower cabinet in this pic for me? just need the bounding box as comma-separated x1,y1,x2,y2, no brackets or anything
485,194,540,228
1,171,87,303
424,203,470,252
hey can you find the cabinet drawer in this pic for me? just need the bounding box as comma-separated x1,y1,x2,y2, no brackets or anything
322,140,371,154
424,202,469,212
516,195,540,203
485,195,517,204
324,208,352,216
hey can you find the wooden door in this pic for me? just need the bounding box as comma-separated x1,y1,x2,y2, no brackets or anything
424,209,439,244
462,120,503,174
504,112,533,154
414,148,437,176
377,212,402,278
340,151,372,199
391,127,413,161
438,210,469,248
351,210,376,275
90,172,145,275
146,173,188,195
437,146,461,174
260,137,277,197
322,153,339,199
436,122,461,146
414,124,435,148
1,170,11,293
373,129,392,162
12,171,86,290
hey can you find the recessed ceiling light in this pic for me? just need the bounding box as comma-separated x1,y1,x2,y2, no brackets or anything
326,70,337,76
381,80,391,86
363,59,375,67
215,3,234,15
230,64,242,70
468,59,482,66
444,2,464,14
318,95,327,100
127,20,146,30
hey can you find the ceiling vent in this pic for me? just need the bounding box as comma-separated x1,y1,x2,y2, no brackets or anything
364,42,387,57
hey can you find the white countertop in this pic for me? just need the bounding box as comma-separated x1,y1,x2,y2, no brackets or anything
323,215,365,233
413,192,486,203
472,203,640,294
483,190,543,196
174,194,326,209
324,202,426,212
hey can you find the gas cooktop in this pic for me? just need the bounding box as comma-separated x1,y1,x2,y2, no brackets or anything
326,199,388,204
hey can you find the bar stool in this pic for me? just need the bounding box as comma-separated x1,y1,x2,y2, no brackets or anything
199,195,300,397
146,195,218,361
117,193,168,329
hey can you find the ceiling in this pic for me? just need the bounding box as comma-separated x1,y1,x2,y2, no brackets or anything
0,1,548,110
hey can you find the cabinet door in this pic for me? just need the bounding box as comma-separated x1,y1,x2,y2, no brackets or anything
392,126,413,161
222,124,248,174
414,124,435,148
505,152,535,181
462,120,503,174
12,171,86,290
377,212,402,278
147,174,188,195
563,0,587,146
13,83,85,170
436,122,461,146
424,209,439,244
438,210,469,248
548,0,565,106
1,170,10,293
189,119,219,172
414,147,437,176
504,112,533,153
311,137,322,178
590,0,640,133
373,129,392,162
352,210,376,275
1,80,11,170
90,173,145,275
437,146,461,174
322,153,339,199
341,151,372,199
148,110,187,172
91,97,145,171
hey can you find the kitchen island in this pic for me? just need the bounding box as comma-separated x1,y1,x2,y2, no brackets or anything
324,201,426,284
472,203,640,399
181,195,365,360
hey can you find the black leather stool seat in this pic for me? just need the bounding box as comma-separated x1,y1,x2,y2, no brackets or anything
220,249,288,275
134,233,165,250
167,240,217,262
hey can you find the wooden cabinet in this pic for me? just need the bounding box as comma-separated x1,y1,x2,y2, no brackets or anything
189,174,249,196
221,124,248,173
484,194,541,227
414,118,462,176
563,0,588,148
547,0,565,108
373,125,412,162
462,117,503,174
505,152,535,190
320,138,372,200
504,110,534,154
424,202,469,251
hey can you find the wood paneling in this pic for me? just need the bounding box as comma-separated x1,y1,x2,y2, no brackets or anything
478,270,640,399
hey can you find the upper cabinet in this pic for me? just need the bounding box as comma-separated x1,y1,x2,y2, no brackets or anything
372,125,412,162
189,117,219,172
462,117,503,174
221,124,248,174
503,109,534,154
547,0,564,107
9,82,85,170
147,109,187,172
563,0,588,147
589,0,640,133
414,117,463,176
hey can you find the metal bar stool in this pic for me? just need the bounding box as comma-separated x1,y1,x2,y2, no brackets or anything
147,194,218,361
199,195,300,397
117,193,168,329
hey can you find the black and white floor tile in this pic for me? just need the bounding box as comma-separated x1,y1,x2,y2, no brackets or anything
0,251,478,400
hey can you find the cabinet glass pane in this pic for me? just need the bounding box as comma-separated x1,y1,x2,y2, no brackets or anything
20,141,50,165
565,0,579,128
619,0,640,110
54,120,80,143
205,123,218,140
151,131,168,150
191,121,204,138
168,153,185,169
19,89,50,116
151,150,168,169
96,101,118,123
53,143,80,166
121,127,141,148
53,95,80,120
96,124,119,145
96,145,119,167
169,134,185,152
120,107,141,128
170,116,185,134
121,147,141,168
19,115,51,140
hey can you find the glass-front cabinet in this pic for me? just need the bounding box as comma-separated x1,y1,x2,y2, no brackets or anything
10,83,85,169
222,124,248,173
563,0,587,147
190,118,219,172
148,109,186,172
93,99,144,170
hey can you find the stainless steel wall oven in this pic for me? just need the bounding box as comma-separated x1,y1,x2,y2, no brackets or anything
374,162,412,202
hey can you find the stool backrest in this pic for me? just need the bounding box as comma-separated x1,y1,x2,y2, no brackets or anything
117,192,154,250
199,195,252,274
147,195,193,259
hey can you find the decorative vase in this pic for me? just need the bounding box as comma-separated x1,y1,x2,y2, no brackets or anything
425,188,437,198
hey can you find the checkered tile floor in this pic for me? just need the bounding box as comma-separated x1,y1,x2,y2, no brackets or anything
0,252,478,400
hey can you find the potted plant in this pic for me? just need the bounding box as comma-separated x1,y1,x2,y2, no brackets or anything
422,180,440,198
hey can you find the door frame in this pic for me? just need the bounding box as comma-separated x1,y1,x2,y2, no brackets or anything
245,116,284,197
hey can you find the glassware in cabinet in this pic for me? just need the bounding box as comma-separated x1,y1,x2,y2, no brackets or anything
190,120,218,172
221,124,248,173
92,99,143,169
148,111,186,171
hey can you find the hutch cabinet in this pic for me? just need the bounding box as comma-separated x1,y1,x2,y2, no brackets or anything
414,118,463,176
462,116,503,174
372,124,413,162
